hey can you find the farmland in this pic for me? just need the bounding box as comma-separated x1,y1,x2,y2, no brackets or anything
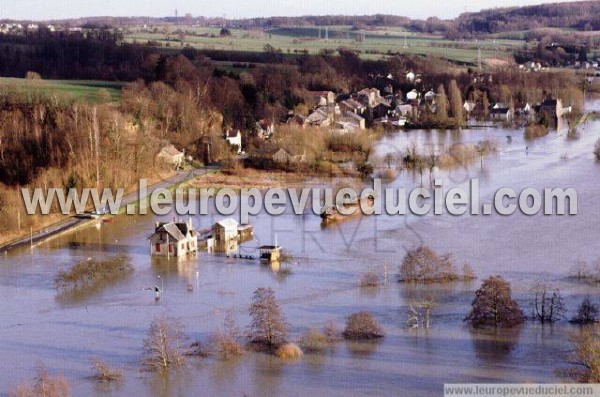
0,78,124,103
124,25,525,65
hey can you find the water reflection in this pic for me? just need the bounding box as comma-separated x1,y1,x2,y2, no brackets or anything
470,327,523,363
346,340,381,357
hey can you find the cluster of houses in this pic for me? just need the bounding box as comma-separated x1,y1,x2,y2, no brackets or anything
285,85,409,133
155,68,572,167
0,23,74,34
463,98,571,125
519,59,600,72
149,218,281,262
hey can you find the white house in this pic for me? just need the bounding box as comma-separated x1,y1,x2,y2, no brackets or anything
463,100,476,114
424,90,436,102
406,71,416,83
406,89,419,101
157,145,185,169
225,130,242,154
150,220,198,258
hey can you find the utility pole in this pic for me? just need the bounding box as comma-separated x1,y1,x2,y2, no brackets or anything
167,234,170,260
92,106,100,190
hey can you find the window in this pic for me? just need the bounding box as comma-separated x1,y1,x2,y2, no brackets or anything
155,243,161,253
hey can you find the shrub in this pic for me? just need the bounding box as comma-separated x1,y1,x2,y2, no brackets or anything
561,324,600,382
525,123,548,139
210,311,244,359
569,260,594,281
399,246,473,283
275,343,303,359
55,255,133,292
90,358,123,383
25,71,42,80
595,139,600,161
343,312,385,340
465,276,525,328
299,329,327,353
324,320,340,343
569,260,600,283
571,297,599,325
210,333,244,359
359,272,380,288
10,365,70,397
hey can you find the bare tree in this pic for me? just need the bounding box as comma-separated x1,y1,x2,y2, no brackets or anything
90,358,123,383
399,246,469,283
210,310,244,359
465,275,525,328
142,314,187,371
570,260,593,281
324,320,340,344
571,297,599,325
10,364,70,397
562,325,600,382
531,281,566,324
359,271,380,288
249,287,289,350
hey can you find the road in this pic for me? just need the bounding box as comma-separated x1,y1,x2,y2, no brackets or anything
0,167,214,253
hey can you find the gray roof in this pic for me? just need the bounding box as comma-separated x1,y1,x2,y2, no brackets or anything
214,218,239,230
151,222,196,241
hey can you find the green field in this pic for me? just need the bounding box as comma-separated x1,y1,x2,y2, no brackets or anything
0,78,124,103
125,25,526,65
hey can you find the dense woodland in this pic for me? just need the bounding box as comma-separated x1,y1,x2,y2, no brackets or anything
456,1,600,34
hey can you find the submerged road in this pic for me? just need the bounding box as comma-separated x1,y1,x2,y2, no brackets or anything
0,167,214,253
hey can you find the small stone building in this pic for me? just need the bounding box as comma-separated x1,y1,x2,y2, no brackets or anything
150,220,198,258
212,218,240,253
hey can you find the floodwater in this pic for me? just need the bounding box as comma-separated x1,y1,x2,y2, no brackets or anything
1,101,600,396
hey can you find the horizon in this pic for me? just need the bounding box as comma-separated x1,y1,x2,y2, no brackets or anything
0,0,585,22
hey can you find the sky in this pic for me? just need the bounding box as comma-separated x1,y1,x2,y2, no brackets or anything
0,0,584,21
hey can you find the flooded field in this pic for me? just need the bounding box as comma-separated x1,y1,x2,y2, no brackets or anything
1,103,600,396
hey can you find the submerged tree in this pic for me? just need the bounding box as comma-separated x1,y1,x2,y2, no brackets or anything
142,315,187,371
399,246,473,283
10,364,70,397
343,311,384,340
248,287,289,350
210,310,244,359
562,325,600,383
530,281,566,324
465,276,525,328
571,297,599,325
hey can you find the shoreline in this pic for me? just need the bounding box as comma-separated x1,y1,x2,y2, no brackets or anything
0,168,206,253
